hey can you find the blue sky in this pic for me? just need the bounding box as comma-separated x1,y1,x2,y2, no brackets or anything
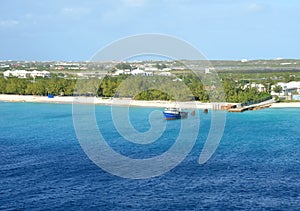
0,0,299,61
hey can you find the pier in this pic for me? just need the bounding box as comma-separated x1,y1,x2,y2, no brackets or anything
228,98,275,112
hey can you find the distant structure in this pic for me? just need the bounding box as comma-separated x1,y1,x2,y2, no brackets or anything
30,70,51,78
243,83,266,92
144,67,158,72
111,68,154,76
131,69,147,75
3,70,50,78
271,81,300,96
52,62,87,70
205,67,214,74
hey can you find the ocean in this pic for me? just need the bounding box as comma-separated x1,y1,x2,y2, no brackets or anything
0,102,299,210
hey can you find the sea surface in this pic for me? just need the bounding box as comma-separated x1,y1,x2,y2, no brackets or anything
0,102,300,210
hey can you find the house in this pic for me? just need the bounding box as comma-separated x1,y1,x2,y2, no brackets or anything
244,83,266,92
145,67,158,72
3,70,30,78
3,70,50,78
0,64,10,68
3,70,11,77
123,69,131,74
30,70,50,78
271,81,300,96
205,67,215,74
131,69,146,75
112,69,124,76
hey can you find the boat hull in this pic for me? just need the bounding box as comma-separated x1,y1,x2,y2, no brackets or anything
163,111,188,120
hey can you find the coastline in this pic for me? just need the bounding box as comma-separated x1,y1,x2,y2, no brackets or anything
0,94,221,109
1,94,300,109
270,102,300,108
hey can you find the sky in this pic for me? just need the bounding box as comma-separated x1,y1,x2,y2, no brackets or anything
0,0,299,61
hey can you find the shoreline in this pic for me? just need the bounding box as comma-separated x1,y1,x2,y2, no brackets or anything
269,102,300,108
1,94,300,108
0,94,223,109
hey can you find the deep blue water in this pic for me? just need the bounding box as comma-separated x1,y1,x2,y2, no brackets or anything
0,102,300,210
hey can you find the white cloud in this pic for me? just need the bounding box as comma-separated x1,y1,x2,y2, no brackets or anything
0,19,19,27
248,3,267,13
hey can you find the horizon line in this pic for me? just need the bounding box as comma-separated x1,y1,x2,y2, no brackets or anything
1,58,300,63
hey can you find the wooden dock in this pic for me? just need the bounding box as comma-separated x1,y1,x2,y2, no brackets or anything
228,99,274,113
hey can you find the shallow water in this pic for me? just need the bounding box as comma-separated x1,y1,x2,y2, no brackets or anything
0,102,299,210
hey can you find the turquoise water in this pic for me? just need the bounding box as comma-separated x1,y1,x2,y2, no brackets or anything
0,102,300,209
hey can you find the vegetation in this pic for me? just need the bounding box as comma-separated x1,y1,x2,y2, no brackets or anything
3,59,300,103
0,77,75,96
155,63,167,70
0,74,272,103
134,89,172,101
222,79,270,103
114,63,132,70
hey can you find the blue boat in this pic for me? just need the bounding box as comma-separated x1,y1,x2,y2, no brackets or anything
163,107,188,120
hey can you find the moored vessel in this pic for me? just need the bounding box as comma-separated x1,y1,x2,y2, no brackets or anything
163,107,188,120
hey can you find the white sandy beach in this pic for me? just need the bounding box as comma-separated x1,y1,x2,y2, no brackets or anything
1,94,300,109
0,94,222,109
270,102,300,108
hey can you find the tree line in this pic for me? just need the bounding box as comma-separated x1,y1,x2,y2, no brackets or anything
0,77,75,96
222,79,270,103
0,75,271,103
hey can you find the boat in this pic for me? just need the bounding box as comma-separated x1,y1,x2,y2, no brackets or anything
163,107,188,120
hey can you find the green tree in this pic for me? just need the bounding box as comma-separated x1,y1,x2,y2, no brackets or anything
5,78,29,94
25,81,46,95
115,63,131,70
272,85,283,93
0,78,7,93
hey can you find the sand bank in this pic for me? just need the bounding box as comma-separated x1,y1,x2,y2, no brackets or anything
0,94,223,109
270,102,300,108
1,94,299,109
0,94,74,104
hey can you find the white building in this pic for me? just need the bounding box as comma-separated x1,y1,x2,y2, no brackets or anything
3,70,50,78
123,69,131,74
244,83,266,92
0,64,10,68
271,81,300,96
145,67,158,72
3,70,11,77
112,69,124,76
131,69,146,75
30,70,50,78
4,70,30,78
112,68,153,76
